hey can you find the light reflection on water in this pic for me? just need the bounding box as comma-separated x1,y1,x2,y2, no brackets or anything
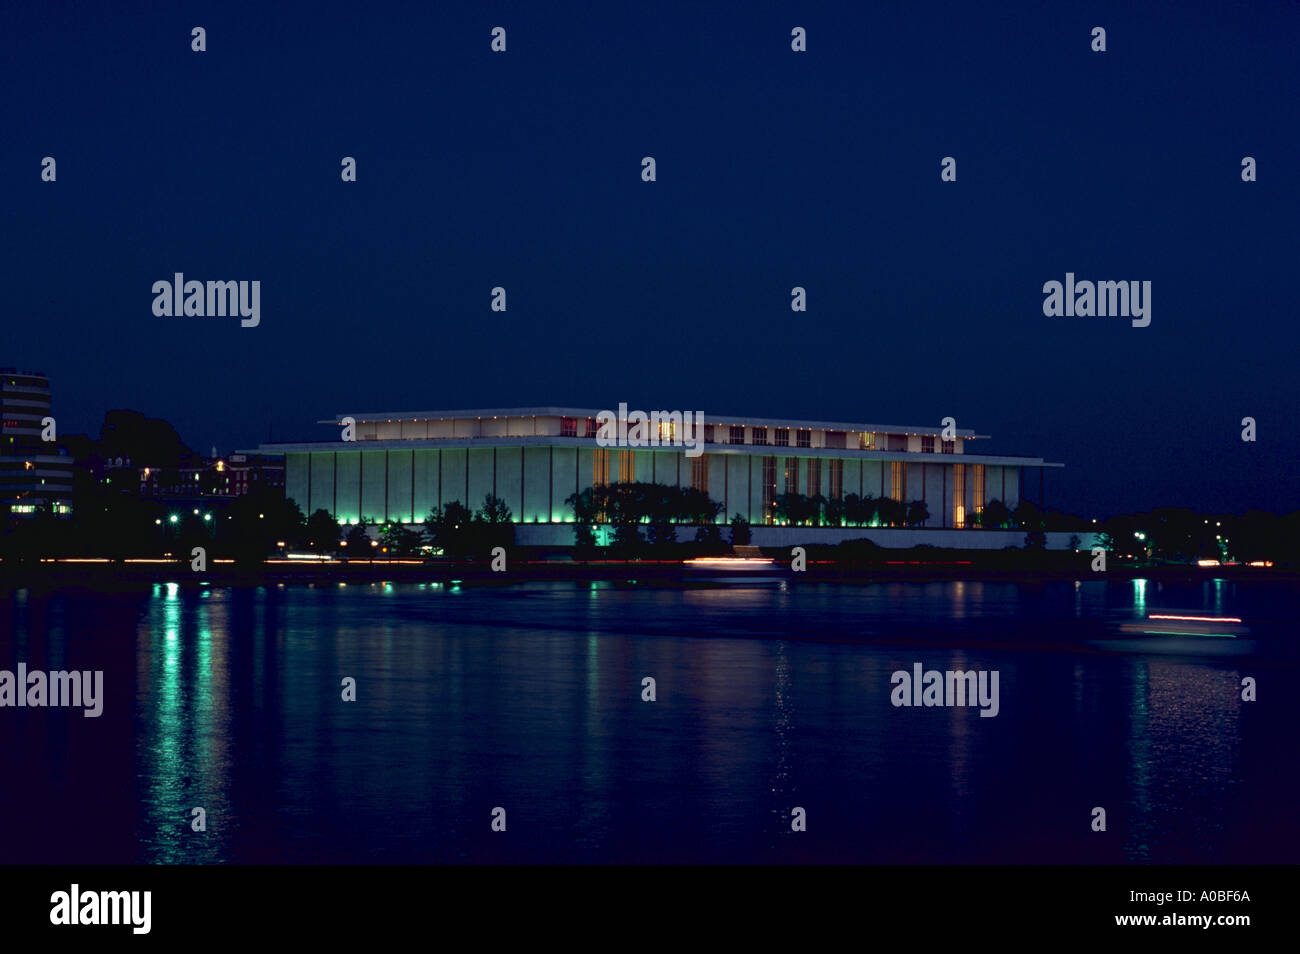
1,579,1296,864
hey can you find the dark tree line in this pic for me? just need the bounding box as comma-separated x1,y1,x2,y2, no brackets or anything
1093,508,1300,565
773,492,926,528
566,482,726,558
0,489,519,565
420,494,515,560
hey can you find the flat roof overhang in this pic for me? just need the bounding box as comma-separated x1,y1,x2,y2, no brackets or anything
255,437,1062,468
315,408,983,439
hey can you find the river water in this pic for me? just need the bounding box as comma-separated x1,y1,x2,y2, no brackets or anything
1,577,1296,863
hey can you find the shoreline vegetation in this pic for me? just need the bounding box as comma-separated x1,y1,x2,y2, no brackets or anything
5,483,1299,589
1,549,1296,589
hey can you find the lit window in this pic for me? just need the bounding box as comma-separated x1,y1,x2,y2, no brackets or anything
762,456,777,523
952,463,967,528
691,455,709,493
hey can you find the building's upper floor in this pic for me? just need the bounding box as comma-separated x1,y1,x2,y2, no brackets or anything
1,368,52,396
138,453,285,498
1,368,53,448
310,407,989,456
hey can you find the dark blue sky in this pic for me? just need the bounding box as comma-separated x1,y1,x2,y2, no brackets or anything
4,1,1297,517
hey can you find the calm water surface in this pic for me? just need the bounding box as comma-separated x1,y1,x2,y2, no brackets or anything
1,578,1296,863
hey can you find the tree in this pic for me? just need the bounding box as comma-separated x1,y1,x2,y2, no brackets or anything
563,482,722,559
605,484,649,558
730,513,752,545
681,487,722,527
611,521,643,557
565,488,598,557
477,494,512,525
1147,507,1213,562
176,512,214,560
876,498,907,528
0,501,72,563
641,484,678,550
223,489,305,561
425,501,473,558
97,409,194,469
306,508,341,553
693,522,724,552
806,493,827,527
842,493,862,526
379,521,422,556
906,499,929,527
343,520,373,558
844,493,877,527
981,498,1011,530
823,496,845,527
1012,500,1042,530
473,494,515,554
774,492,821,526
772,492,800,526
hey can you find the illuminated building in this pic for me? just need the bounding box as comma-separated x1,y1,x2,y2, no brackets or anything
0,368,74,516
259,408,1067,546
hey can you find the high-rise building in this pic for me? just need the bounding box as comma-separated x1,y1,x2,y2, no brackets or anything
0,368,74,515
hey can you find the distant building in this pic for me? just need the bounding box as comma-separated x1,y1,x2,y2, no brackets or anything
137,453,284,499
227,452,285,497
0,368,73,515
258,407,1068,546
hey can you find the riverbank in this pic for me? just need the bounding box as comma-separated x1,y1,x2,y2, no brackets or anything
1,553,1295,589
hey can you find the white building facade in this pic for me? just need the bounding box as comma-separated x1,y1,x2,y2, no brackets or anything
260,408,1066,546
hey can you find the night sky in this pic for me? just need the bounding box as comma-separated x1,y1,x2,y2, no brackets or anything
4,1,1297,518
